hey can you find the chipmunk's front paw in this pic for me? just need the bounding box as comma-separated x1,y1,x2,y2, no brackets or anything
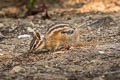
64,44,71,50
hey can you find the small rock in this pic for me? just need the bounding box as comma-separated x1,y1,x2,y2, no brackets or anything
46,20,53,25
93,76,104,80
110,47,120,51
0,23,4,28
0,32,5,38
27,27,35,32
8,51,12,53
98,51,105,54
0,49,2,52
0,53,3,56
9,66,24,74
18,34,31,38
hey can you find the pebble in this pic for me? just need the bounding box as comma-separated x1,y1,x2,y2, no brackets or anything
0,23,4,28
98,51,105,54
0,53,3,56
9,66,24,74
0,49,2,52
18,34,31,39
27,27,34,32
0,32,5,38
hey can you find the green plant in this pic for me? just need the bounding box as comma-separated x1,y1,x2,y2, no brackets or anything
28,0,35,9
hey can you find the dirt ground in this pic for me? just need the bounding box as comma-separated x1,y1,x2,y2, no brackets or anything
0,1,120,80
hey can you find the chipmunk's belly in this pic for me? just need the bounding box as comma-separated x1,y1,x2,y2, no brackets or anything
45,32,63,51
45,31,72,51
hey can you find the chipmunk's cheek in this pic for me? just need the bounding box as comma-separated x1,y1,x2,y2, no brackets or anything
64,44,71,50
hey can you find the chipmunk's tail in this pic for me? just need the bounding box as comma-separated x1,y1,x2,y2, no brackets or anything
29,32,40,52
29,31,45,53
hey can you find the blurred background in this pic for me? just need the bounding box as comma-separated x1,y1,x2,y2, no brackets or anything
0,0,120,18
0,1,120,80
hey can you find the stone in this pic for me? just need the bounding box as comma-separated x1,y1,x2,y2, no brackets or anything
9,66,24,74
0,49,2,52
0,23,4,28
98,51,105,54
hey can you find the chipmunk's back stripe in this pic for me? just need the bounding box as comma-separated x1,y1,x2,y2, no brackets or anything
47,27,71,37
47,24,70,34
46,24,71,36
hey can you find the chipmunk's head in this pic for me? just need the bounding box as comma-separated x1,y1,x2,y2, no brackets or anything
29,32,45,53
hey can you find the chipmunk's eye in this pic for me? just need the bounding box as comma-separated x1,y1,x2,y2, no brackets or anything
61,29,75,35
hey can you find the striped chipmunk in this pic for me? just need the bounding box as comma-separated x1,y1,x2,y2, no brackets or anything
29,23,76,53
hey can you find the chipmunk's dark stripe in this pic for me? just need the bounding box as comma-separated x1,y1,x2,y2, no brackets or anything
47,23,69,31
47,24,70,35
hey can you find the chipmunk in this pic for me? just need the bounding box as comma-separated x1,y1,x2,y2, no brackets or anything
29,23,75,53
